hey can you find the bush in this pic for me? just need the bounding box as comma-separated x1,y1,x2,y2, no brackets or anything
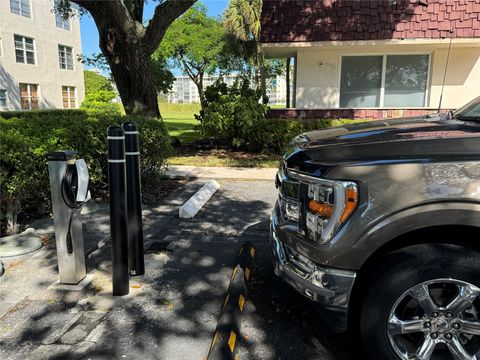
0,109,173,235
196,79,268,148
250,118,366,153
196,79,364,152
80,99,124,114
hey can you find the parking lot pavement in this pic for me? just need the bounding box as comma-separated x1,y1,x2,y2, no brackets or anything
0,178,357,359
237,242,357,360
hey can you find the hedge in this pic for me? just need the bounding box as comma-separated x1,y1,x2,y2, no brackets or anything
0,109,172,235
249,118,365,153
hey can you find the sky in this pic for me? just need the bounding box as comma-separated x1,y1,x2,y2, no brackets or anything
80,1,229,72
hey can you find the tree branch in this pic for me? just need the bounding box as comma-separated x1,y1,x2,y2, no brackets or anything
124,0,144,23
182,60,198,84
143,0,197,55
69,0,96,12
71,0,132,32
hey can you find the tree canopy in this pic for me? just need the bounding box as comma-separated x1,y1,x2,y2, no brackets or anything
156,3,231,106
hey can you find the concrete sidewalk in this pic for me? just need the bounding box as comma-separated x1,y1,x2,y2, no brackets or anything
165,165,278,181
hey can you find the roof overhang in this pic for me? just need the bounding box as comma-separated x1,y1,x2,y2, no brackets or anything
262,38,480,58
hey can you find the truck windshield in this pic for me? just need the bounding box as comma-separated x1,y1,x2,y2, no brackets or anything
452,96,480,120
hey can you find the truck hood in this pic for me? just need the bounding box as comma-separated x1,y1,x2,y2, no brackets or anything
283,116,480,175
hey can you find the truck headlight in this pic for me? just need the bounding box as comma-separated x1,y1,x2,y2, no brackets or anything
306,181,358,243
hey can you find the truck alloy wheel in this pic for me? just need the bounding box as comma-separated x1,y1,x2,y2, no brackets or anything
387,279,480,360
359,245,480,360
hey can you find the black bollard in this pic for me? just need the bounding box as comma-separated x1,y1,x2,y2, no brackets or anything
107,126,129,296
122,122,145,276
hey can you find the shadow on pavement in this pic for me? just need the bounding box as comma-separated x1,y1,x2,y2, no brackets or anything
0,180,358,360
239,222,358,360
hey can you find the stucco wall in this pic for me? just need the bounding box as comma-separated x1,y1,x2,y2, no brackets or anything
0,0,85,110
295,43,480,110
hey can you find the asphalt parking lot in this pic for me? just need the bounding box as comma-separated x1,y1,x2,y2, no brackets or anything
0,178,357,359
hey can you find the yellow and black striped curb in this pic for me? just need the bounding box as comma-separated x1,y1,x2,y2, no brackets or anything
206,241,256,360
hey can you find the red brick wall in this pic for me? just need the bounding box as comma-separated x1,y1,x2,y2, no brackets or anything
261,0,480,43
267,108,453,120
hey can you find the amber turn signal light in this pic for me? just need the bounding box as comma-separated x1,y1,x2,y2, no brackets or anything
339,187,358,222
309,200,334,218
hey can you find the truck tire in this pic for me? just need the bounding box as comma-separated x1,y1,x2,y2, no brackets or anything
360,244,480,360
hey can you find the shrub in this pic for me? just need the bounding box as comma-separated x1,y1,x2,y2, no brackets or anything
0,110,172,235
80,99,124,114
196,79,268,148
250,118,366,153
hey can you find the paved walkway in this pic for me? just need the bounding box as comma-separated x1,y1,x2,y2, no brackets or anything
165,165,278,181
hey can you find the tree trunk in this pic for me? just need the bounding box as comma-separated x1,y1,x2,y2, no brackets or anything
6,198,20,235
99,32,161,117
73,0,196,118
256,42,267,104
197,72,205,111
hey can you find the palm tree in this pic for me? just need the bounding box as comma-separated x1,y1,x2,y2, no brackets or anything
224,0,267,102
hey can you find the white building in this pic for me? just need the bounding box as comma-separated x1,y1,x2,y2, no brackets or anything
0,0,85,111
262,0,480,120
167,74,287,105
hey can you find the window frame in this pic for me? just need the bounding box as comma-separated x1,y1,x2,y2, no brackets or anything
338,52,432,109
58,44,74,70
14,34,36,65
19,83,40,110
54,0,71,30
0,89,7,109
62,86,77,109
10,0,32,18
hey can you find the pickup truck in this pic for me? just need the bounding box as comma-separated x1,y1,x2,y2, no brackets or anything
271,96,480,360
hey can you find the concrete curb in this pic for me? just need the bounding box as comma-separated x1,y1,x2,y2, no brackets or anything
179,180,220,219
206,241,256,360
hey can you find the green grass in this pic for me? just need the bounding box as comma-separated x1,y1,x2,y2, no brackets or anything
160,102,202,144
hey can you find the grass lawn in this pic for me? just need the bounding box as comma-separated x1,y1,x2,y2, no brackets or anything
161,102,202,145
160,102,280,168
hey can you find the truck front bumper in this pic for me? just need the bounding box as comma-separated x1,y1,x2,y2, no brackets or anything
270,208,356,332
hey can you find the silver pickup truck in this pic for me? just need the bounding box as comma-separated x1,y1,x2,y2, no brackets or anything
271,96,480,360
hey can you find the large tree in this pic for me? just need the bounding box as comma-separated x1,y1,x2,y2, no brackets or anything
156,4,227,108
58,0,196,117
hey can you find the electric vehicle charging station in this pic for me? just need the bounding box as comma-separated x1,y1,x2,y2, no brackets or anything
47,150,90,284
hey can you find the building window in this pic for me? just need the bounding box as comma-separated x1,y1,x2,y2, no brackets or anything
62,86,76,108
58,45,74,70
14,35,35,64
54,0,71,30
0,90,7,109
19,83,39,110
10,0,31,17
340,54,430,108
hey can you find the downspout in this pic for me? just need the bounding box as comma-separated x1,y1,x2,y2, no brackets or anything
293,54,298,108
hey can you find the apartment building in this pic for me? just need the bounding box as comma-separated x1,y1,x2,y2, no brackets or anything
262,0,480,119
0,0,85,111
167,74,288,105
